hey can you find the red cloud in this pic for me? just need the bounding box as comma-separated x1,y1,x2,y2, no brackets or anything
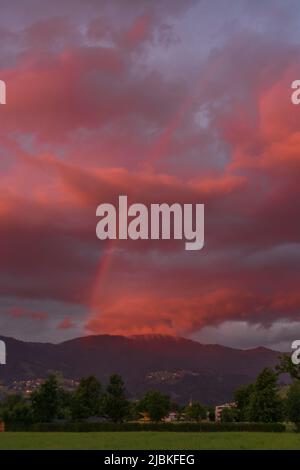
120,14,153,49
1,14,300,342
86,286,300,337
57,317,76,330
9,307,48,320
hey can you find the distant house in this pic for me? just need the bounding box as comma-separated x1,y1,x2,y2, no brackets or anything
215,402,236,422
164,411,178,422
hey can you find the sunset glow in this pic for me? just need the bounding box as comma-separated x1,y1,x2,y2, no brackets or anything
1,0,300,351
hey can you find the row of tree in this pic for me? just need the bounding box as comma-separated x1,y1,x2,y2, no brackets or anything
2,354,300,425
1,374,128,425
0,374,214,425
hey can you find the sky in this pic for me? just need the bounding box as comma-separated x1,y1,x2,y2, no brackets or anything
1,0,300,350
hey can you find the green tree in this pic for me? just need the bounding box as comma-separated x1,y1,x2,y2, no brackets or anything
0,394,33,425
234,383,254,421
127,400,140,421
57,388,72,420
31,375,63,422
103,374,129,423
71,376,102,420
138,390,171,422
276,354,300,381
206,405,215,422
286,381,300,423
221,407,238,422
171,402,184,421
247,368,283,423
185,401,206,422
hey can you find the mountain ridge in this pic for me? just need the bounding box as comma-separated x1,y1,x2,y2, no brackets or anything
0,334,284,405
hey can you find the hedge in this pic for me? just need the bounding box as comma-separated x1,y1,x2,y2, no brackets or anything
6,421,286,432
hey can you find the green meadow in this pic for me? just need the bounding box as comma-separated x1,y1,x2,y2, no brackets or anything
0,432,300,450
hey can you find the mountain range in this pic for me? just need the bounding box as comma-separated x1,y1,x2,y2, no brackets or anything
0,334,285,405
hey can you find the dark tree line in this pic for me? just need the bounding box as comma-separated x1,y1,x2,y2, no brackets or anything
0,374,130,425
225,356,300,424
0,374,214,425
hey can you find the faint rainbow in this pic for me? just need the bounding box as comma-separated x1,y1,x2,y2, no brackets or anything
87,59,222,333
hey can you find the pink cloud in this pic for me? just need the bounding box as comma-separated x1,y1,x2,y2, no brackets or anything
1,9,300,343
57,316,76,330
9,307,48,320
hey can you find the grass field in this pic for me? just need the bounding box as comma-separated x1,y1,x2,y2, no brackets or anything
0,432,300,450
